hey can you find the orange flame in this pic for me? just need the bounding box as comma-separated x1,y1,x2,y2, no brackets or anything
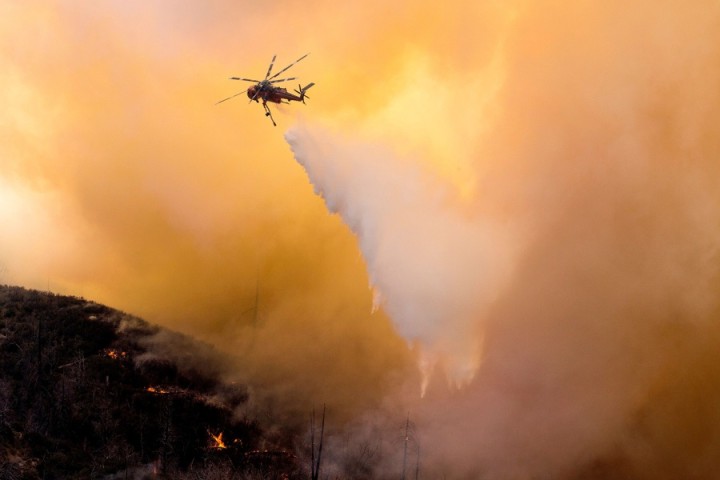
146,386,170,395
208,430,227,449
106,349,127,360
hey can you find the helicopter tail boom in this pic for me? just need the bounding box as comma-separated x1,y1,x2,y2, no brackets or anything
295,82,315,103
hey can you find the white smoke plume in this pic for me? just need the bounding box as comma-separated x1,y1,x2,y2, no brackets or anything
285,1,720,477
286,125,516,389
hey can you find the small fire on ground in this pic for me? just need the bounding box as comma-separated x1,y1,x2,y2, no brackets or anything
146,386,170,395
208,430,227,449
105,349,128,360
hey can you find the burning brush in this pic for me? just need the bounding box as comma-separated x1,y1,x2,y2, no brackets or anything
207,430,227,450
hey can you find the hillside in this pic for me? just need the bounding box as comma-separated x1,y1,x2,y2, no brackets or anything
0,286,299,479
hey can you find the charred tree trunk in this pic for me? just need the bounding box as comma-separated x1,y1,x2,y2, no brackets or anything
402,414,409,480
157,398,174,474
310,404,326,480
415,444,420,480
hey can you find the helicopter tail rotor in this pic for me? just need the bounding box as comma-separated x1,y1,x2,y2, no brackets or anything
295,82,315,103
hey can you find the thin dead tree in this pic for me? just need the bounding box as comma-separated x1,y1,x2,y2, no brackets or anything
310,404,326,480
415,444,421,480
401,413,421,480
402,414,410,480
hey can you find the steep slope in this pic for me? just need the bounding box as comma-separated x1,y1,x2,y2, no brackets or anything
0,286,298,479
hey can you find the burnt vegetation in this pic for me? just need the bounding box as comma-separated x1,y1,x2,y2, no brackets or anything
0,286,299,479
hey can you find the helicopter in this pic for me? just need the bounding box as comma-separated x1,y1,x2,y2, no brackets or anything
216,53,315,126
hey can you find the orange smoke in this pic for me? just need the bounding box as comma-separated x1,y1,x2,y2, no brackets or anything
0,1,417,417
4,1,720,478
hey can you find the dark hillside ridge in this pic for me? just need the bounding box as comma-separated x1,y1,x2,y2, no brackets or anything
0,285,299,479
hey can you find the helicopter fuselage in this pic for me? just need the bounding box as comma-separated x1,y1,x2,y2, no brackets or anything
247,83,302,104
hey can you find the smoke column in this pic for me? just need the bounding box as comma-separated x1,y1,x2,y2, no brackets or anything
286,126,516,389
5,1,720,477
287,1,720,478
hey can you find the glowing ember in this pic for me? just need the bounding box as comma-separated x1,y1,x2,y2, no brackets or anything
208,430,227,449
105,349,128,360
146,386,170,395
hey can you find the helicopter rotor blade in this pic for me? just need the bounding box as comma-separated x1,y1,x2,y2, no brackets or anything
269,77,297,84
230,77,261,82
215,89,248,105
268,53,309,81
264,54,277,80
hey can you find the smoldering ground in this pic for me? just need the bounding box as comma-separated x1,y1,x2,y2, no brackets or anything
4,1,720,478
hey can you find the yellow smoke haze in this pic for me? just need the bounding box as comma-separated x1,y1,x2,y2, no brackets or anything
0,1,510,413
4,0,720,478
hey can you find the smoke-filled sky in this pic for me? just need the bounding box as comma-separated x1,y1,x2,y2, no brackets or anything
4,1,720,478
